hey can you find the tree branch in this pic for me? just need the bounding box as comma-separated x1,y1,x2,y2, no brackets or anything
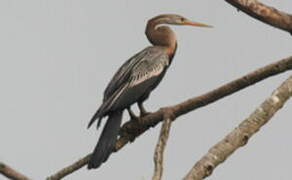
46,155,91,180
152,108,174,180
225,0,292,34
0,162,32,180
47,56,292,179
183,75,292,180
116,56,292,150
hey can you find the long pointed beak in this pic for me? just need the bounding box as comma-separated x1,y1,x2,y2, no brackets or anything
183,20,213,28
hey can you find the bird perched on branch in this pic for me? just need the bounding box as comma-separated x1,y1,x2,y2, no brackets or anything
87,14,212,169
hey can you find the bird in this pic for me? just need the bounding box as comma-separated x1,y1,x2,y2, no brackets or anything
87,14,212,169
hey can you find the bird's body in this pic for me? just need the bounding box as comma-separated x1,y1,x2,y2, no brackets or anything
88,46,174,126
87,14,211,169
87,46,174,169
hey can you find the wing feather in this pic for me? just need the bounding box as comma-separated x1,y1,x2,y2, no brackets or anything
103,48,150,100
89,46,170,128
103,47,169,100
101,47,169,112
129,56,168,87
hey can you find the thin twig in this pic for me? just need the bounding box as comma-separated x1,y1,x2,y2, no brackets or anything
0,162,32,180
183,75,292,180
47,56,292,179
152,108,174,180
225,0,292,34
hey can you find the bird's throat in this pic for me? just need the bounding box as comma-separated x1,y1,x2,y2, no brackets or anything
146,23,177,56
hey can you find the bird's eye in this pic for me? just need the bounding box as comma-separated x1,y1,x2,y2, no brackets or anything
180,17,185,22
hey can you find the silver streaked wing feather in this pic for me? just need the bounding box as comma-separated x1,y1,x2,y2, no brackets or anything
103,47,151,100
104,52,169,111
89,47,170,128
129,53,169,87
100,46,169,115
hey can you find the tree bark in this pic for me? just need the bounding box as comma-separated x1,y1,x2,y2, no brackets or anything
225,0,292,34
152,108,174,180
0,163,31,180
183,75,292,180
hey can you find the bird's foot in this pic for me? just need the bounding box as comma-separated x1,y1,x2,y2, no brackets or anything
140,110,150,117
127,108,139,121
138,103,150,117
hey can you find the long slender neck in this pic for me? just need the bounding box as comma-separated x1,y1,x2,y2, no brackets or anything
145,19,177,56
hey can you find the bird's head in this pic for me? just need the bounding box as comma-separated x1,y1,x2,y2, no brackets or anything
149,14,213,28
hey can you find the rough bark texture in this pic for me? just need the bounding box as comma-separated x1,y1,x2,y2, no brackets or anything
226,0,292,34
45,56,292,180
0,163,31,180
183,75,292,180
152,108,174,180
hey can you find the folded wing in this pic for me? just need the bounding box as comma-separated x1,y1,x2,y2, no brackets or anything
88,47,170,128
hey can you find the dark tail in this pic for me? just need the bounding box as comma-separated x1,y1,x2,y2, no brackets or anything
87,110,123,169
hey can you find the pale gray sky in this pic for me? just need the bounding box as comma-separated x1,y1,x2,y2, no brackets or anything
0,0,291,180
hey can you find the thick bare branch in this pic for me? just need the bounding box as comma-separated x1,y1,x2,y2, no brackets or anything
183,75,292,180
225,0,292,34
152,108,174,180
0,162,31,180
48,56,292,179
46,155,91,180
117,56,292,150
